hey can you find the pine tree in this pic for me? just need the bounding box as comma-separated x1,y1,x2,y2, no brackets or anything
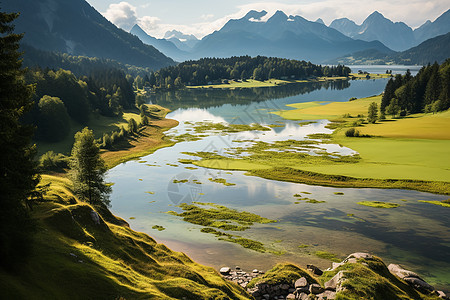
70,128,111,207
0,10,39,269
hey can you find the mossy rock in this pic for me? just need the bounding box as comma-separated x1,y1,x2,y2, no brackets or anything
247,263,317,289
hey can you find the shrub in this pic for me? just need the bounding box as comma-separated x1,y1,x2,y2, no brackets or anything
345,128,360,137
39,151,69,171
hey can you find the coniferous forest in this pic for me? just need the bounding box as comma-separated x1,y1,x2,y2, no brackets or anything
381,60,450,115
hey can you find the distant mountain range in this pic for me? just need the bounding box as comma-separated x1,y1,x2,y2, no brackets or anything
330,10,450,51
2,0,174,69
328,32,450,65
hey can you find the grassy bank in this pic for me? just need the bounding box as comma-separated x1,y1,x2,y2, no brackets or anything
187,96,449,194
0,175,249,299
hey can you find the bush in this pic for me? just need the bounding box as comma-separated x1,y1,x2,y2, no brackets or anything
345,128,360,137
39,151,69,171
349,97,357,101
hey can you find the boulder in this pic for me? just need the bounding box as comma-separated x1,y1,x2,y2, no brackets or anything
253,269,259,273
388,264,421,280
310,283,324,294
280,283,290,290
297,293,309,300
324,271,345,290
317,290,337,299
437,290,449,299
404,277,434,292
307,264,324,276
329,262,344,271
286,294,296,299
219,267,230,275
295,277,308,288
346,252,372,260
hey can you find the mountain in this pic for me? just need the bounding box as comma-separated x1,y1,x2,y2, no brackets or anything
328,32,450,65
1,0,174,69
190,10,391,63
414,9,450,44
315,18,325,25
330,11,415,51
130,24,189,61
164,30,199,51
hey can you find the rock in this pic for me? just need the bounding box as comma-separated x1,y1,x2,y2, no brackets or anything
317,290,337,300
329,262,344,271
324,271,345,290
310,283,324,294
288,288,295,293
253,269,259,273
280,283,290,290
286,294,295,299
297,293,309,300
219,267,230,275
295,277,308,288
388,264,421,280
262,293,270,299
346,252,372,260
90,210,100,225
345,258,358,264
307,264,323,276
437,290,449,299
404,277,434,292
235,266,241,270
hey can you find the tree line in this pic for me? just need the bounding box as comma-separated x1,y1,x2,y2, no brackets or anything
381,60,450,116
147,56,351,89
24,66,135,142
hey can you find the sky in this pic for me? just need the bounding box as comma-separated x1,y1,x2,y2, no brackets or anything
85,0,449,38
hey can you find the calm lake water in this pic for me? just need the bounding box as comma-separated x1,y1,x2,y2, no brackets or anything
107,72,450,290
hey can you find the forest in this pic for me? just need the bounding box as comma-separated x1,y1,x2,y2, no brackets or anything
150,56,351,89
381,60,450,116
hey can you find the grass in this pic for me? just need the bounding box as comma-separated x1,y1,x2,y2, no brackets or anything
318,256,439,300
357,201,400,208
1,176,250,299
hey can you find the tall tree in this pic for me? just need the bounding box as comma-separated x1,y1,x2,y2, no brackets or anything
70,128,111,207
367,102,378,123
0,9,39,269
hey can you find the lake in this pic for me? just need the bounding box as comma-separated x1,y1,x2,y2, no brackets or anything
107,72,449,290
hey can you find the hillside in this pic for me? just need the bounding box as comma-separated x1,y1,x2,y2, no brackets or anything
328,32,450,65
2,0,174,69
0,175,248,299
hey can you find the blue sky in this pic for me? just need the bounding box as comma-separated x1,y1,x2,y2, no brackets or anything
86,0,449,38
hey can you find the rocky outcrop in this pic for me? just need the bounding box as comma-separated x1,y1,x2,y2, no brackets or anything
219,252,449,300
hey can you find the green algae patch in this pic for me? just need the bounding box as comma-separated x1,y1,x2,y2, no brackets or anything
306,199,326,204
357,201,400,208
208,177,236,186
334,192,344,195
419,200,450,208
315,251,341,262
152,225,165,231
168,202,276,252
192,122,271,134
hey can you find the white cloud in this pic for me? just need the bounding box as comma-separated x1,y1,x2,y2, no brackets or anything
200,14,215,21
103,2,138,31
138,16,161,31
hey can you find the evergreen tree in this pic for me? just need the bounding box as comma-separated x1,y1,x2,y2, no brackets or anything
37,95,70,142
70,128,111,207
367,102,378,123
0,10,39,269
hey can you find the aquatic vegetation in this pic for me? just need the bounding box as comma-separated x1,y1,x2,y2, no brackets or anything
172,179,188,184
208,177,236,186
315,250,341,262
145,191,154,195
129,217,136,219
168,202,276,252
169,132,202,143
184,166,198,170
334,192,344,195
192,121,271,134
298,121,317,126
152,225,165,231
305,199,326,204
418,200,450,208
166,163,178,167
307,133,333,140
357,201,400,208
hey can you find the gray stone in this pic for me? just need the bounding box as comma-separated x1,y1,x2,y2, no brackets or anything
388,264,421,280
219,267,230,275
90,210,100,225
404,277,434,292
262,294,270,299
253,269,259,273
297,293,309,300
280,283,290,290
235,266,241,270
329,262,344,271
295,277,308,288
310,283,324,294
317,290,337,300
288,288,295,293
346,252,372,260
324,271,345,290
286,294,296,299
437,290,449,299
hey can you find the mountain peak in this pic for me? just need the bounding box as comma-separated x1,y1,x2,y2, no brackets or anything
367,11,386,21
315,18,325,25
244,10,267,21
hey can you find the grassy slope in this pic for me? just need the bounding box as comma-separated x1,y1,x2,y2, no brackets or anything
0,175,249,300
